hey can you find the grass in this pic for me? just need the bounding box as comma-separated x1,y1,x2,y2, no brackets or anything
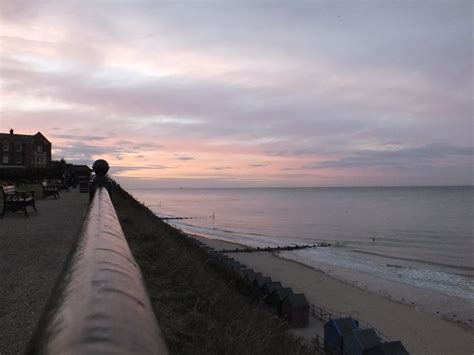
112,186,314,355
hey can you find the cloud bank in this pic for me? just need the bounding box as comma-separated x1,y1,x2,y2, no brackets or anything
0,1,472,186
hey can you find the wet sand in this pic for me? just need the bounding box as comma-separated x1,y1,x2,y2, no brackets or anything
194,235,474,355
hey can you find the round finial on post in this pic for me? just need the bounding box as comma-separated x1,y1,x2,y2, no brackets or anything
90,159,112,201
92,159,109,177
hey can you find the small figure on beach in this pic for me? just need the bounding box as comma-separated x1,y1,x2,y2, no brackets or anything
372,237,376,242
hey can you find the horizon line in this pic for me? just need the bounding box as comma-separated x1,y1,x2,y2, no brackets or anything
124,184,474,190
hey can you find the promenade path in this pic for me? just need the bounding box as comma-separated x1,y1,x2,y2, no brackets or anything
0,189,89,354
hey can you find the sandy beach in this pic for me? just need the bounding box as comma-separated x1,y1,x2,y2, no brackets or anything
193,235,474,355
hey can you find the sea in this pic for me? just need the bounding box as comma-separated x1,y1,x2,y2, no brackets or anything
128,186,474,321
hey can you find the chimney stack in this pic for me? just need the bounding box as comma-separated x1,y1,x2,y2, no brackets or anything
9,128,14,135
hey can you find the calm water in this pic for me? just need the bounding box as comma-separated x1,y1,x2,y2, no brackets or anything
129,187,474,303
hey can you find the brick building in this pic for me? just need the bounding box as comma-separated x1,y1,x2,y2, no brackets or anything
0,129,52,168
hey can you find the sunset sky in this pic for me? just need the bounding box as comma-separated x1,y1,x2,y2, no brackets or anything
0,1,472,187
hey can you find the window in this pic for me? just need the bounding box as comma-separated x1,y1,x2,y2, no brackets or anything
2,155,8,164
2,141,9,151
16,155,22,164
37,156,43,163
37,145,43,153
15,141,22,152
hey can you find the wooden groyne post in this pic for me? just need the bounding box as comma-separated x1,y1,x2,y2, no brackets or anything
27,161,168,354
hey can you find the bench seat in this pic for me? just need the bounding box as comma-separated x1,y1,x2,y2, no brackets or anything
42,183,60,199
1,185,37,217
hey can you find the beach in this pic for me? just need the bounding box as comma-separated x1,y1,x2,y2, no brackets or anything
194,235,474,355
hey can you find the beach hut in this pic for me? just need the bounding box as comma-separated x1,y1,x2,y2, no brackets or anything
253,275,272,289
207,250,219,259
363,341,409,355
343,328,382,355
238,268,254,279
251,276,272,299
324,317,359,354
218,254,230,262
221,257,235,268
268,287,294,315
281,293,309,328
230,261,244,272
262,281,283,296
245,271,262,284
212,252,224,261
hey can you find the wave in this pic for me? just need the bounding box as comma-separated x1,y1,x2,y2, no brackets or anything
279,248,474,302
349,249,474,274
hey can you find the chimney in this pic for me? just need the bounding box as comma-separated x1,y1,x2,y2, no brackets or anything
9,128,14,135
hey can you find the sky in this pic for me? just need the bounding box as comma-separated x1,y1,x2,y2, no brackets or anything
0,1,472,187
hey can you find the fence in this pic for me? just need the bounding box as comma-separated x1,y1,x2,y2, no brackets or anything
27,187,168,354
310,304,390,342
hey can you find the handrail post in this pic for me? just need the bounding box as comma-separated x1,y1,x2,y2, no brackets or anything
89,159,113,201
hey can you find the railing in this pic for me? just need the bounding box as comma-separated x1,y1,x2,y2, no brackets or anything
27,187,168,354
310,304,390,342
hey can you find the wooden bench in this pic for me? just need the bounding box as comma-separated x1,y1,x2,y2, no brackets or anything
42,183,60,199
1,185,37,217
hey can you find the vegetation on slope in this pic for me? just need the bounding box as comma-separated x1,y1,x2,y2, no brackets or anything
112,187,312,355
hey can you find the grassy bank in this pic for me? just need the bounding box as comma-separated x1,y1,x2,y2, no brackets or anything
112,187,312,355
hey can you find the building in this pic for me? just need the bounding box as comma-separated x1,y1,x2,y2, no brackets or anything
0,129,52,168
343,328,382,355
281,293,309,328
324,317,359,354
268,287,294,316
363,341,409,355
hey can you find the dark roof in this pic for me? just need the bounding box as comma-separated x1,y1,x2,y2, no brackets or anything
0,131,50,143
241,269,255,277
365,341,409,355
282,293,309,308
246,272,263,282
33,132,50,143
350,329,381,350
274,287,294,301
254,276,272,288
332,317,358,336
262,281,283,294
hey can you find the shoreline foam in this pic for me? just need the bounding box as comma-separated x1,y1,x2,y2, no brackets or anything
185,226,474,326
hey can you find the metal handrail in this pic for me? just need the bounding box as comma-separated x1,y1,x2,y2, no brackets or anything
27,187,168,354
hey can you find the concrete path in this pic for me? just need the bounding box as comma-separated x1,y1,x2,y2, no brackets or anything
0,189,89,355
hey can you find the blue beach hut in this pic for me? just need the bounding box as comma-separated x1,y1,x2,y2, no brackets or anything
324,317,359,354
